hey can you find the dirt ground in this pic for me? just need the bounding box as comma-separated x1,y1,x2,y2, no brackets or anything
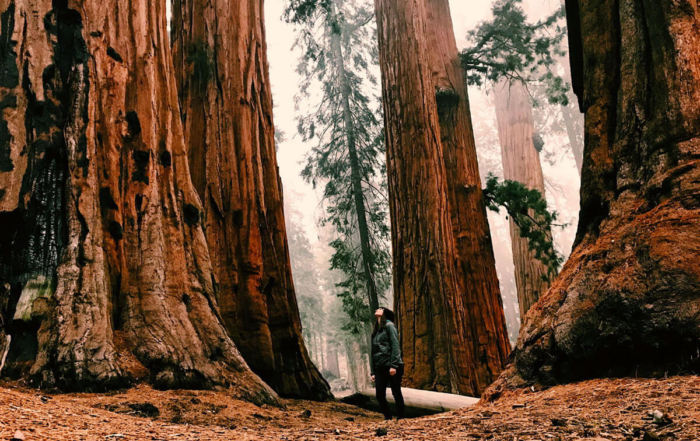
0,376,698,440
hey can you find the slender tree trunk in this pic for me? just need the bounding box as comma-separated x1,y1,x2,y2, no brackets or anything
488,0,700,394
320,334,326,372
357,342,371,391
0,0,276,404
327,348,340,378
424,0,511,394
493,80,552,319
171,0,331,400
344,339,359,391
561,105,583,175
329,30,379,313
558,39,584,176
502,289,519,346
374,0,479,395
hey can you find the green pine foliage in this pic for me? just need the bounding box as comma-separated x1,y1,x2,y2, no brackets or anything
462,0,568,105
284,0,333,24
284,0,391,331
483,174,564,280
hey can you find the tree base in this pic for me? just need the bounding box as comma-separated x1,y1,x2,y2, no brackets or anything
486,202,700,400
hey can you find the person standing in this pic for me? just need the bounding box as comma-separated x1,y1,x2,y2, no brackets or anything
370,307,405,420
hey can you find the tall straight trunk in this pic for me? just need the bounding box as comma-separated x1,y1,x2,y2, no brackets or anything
0,0,275,404
327,348,340,378
374,0,478,395
344,339,359,391
320,334,326,372
562,105,583,174
488,0,700,394
502,289,519,346
172,0,331,400
309,332,316,366
330,30,379,313
347,339,364,391
424,0,511,394
559,39,584,176
493,80,552,319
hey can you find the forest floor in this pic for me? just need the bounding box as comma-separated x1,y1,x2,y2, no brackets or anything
0,375,698,440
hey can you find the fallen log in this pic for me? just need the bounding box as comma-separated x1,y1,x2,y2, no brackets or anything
340,387,479,418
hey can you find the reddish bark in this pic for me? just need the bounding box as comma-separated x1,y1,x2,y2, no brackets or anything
424,0,511,395
171,0,331,400
374,0,480,395
0,0,276,404
487,0,700,395
493,80,552,319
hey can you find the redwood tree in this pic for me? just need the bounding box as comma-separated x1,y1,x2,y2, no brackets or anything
0,0,276,404
493,80,552,318
424,0,511,393
489,0,700,393
171,0,331,399
285,0,391,329
373,0,479,396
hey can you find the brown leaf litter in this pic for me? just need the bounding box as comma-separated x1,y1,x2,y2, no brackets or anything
1,376,698,440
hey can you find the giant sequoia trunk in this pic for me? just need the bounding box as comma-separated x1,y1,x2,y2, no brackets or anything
488,0,700,394
493,81,552,319
424,0,511,394
0,0,276,404
374,0,481,396
171,0,331,400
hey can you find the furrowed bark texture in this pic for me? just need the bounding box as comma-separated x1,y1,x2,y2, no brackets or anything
0,0,277,404
424,0,511,395
493,80,552,319
171,0,331,400
374,0,477,395
487,0,700,395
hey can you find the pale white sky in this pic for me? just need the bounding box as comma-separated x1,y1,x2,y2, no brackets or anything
265,0,580,278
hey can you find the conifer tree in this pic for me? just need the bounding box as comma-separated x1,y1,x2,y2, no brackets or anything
490,0,700,393
285,0,391,326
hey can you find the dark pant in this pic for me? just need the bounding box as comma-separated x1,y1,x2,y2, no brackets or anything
375,364,404,420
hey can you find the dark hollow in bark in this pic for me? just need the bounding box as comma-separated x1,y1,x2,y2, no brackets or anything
0,0,277,405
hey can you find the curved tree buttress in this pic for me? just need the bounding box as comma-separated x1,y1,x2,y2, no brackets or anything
172,0,332,400
0,0,277,404
488,0,700,395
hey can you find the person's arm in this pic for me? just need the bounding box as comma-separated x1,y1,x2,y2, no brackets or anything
387,323,401,369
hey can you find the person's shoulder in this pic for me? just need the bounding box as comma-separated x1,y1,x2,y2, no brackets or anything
386,321,397,330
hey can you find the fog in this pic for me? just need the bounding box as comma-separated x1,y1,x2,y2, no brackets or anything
264,0,582,378
265,0,579,248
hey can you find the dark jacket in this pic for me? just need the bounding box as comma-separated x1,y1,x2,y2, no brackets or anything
371,320,403,375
